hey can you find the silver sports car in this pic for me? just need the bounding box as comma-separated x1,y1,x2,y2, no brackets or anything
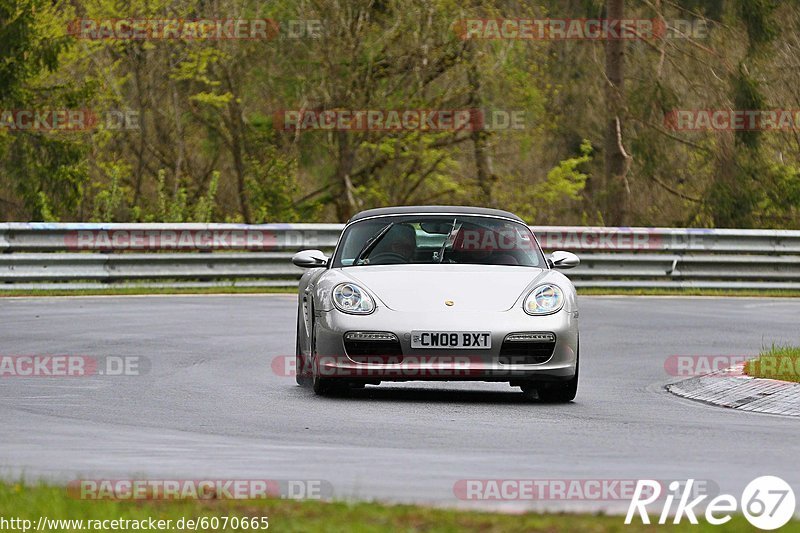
292,206,580,401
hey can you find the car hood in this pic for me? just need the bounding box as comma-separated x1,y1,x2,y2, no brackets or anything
340,264,547,312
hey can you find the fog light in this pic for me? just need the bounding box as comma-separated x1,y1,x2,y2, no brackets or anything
505,332,555,343
344,331,398,342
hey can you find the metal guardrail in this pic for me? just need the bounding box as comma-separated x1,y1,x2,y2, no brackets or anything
1,223,800,290
0,223,344,252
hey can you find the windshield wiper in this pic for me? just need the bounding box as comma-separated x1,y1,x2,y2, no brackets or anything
437,218,459,263
354,223,394,265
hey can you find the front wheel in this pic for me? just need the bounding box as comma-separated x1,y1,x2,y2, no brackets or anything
521,352,579,403
311,354,334,395
308,321,342,396
311,357,351,396
295,304,311,387
296,354,312,387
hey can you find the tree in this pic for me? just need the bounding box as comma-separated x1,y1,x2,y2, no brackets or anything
603,0,631,225
0,0,87,221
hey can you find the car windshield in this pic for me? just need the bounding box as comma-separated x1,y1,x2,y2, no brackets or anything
332,215,545,268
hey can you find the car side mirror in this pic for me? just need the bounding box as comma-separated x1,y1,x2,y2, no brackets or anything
292,249,329,268
548,250,580,269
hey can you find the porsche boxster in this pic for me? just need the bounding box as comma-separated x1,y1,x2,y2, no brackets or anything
292,206,580,401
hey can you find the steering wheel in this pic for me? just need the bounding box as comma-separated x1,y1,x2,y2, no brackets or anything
366,251,409,265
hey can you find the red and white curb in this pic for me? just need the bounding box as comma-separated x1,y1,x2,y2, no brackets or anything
666,363,800,416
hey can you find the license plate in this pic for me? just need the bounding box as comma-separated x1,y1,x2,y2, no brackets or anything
411,331,491,349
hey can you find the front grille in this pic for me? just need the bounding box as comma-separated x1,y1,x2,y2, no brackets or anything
499,333,556,365
344,338,403,363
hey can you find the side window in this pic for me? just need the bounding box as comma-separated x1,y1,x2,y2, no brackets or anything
338,222,383,265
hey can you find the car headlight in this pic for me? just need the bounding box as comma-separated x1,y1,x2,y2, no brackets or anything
333,283,376,314
524,284,564,315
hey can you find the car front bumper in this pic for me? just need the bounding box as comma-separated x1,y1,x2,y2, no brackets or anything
312,306,579,383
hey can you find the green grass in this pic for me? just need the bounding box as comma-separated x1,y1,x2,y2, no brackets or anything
1,482,795,532
2,286,800,298
744,344,800,383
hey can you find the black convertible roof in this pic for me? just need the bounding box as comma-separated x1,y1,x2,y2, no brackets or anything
348,205,525,223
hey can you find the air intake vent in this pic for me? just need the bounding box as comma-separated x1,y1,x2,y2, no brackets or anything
499,332,556,364
344,331,403,363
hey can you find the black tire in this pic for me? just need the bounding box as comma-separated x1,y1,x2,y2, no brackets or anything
308,307,343,396
299,296,349,397
295,302,311,387
311,355,343,396
311,361,331,395
521,350,579,403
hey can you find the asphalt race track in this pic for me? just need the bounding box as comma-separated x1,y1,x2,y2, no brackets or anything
2,295,799,514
